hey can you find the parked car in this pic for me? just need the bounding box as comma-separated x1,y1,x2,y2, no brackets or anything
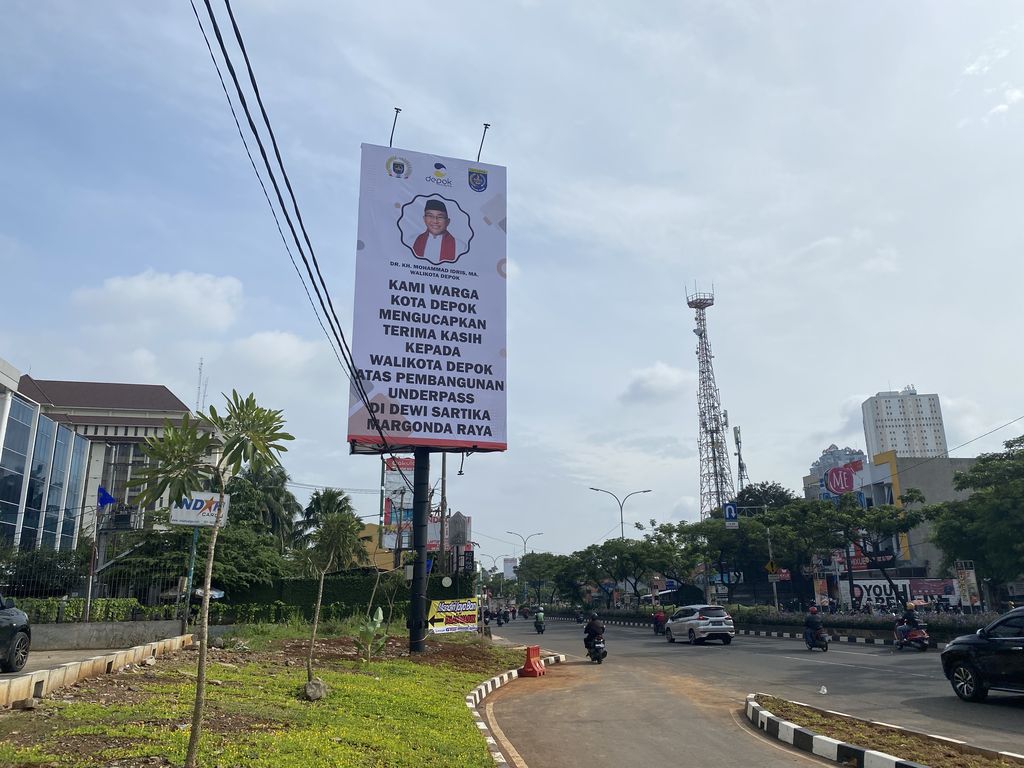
0,594,31,673
940,606,1024,701
665,604,734,645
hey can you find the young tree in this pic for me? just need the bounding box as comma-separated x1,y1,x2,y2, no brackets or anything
131,392,293,768
305,507,370,684
293,488,357,550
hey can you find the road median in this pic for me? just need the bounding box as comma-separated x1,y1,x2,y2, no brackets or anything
745,692,1024,768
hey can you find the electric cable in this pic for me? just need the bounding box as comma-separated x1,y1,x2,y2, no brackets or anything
189,0,345,373
196,0,413,489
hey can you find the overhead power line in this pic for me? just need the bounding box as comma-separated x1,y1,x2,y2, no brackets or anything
192,0,412,490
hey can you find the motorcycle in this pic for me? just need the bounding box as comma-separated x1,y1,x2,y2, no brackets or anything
653,618,666,635
587,635,607,664
804,626,829,652
534,618,546,634
895,622,930,651
575,613,584,624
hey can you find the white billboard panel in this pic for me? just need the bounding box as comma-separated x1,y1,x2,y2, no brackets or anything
170,493,230,528
503,557,518,580
348,144,507,453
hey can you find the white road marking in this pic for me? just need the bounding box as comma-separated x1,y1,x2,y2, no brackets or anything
781,656,938,679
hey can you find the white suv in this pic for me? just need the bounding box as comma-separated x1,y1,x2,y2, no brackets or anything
665,604,735,645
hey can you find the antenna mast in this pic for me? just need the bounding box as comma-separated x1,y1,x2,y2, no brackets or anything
194,358,204,412
687,288,735,519
734,425,750,492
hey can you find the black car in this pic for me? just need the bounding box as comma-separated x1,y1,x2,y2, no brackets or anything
941,607,1024,701
0,594,31,673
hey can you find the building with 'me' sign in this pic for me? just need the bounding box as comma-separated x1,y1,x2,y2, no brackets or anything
862,385,947,458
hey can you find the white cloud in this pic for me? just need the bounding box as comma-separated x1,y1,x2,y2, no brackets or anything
620,362,694,404
73,270,243,334
963,48,1009,76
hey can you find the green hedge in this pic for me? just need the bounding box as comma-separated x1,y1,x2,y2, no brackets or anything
17,598,177,624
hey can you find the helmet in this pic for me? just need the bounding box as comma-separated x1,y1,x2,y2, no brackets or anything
906,602,915,610
590,612,599,620
809,606,818,614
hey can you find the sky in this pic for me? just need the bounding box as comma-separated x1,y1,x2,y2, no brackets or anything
3,2,1023,569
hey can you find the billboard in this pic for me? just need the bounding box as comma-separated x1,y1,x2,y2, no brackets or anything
503,557,518,580
379,457,471,551
170,493,230,528
348,144,507,454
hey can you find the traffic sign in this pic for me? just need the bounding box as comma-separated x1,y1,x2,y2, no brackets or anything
765,560,778,574
767,574,781,583
723,502,739,530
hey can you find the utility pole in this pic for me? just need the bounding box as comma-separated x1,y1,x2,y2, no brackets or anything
439,453,448,574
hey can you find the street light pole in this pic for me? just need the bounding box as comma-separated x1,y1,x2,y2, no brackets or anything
589,487,652,539
505,530,542,605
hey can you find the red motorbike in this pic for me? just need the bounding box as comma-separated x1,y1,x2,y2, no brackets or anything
895,621,930,651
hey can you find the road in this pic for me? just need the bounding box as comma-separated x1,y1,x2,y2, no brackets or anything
487,618,1023,766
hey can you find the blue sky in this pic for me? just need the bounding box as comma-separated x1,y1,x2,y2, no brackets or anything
3,2,1023,564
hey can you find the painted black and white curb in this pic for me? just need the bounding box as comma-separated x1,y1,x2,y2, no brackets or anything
549,617,947,649
465,653,566,766
746,693,928,768
736,629,947,650
744,693,1024,768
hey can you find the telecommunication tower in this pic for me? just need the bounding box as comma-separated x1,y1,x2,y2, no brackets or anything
687,290,735,519
733,425,750,491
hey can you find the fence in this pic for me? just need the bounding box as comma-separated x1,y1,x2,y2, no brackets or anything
1,526,188,623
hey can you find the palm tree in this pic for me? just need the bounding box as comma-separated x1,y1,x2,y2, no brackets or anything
305,508,370,683
235,462,302,552
293,488,356,550
131,391,293,768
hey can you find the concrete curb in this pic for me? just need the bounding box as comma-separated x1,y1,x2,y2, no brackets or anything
744,692,1024,768
735,628,947,650
550,618,948,649
0,634,194,709
465,653,566,765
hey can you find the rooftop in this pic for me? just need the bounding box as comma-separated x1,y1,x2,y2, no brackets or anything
18,376,190,413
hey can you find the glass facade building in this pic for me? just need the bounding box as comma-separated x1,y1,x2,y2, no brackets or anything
0,391,89,550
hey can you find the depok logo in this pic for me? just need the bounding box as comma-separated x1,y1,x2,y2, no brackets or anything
426,162,453,187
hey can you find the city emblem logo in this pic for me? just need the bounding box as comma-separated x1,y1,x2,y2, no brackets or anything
386,156,411,179
468,168,488,192
426,162,453,187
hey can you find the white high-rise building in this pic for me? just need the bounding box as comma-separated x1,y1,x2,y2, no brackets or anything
862,386,947,459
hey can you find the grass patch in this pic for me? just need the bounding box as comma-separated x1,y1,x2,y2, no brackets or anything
0,627,529,768
755,694,1021,768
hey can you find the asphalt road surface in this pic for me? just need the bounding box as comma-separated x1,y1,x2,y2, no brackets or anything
487,618,1023,767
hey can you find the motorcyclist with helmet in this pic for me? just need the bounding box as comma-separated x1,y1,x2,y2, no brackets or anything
897,601,919,643
803,605,823,646
583,612,605,652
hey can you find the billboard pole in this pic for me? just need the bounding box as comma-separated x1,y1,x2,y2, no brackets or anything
410,448,430,653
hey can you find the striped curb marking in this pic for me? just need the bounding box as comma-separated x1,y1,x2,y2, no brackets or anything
550,617,947,649
465,654,566,766
744,692,1024,768
0,634,195,709
735,629,946,650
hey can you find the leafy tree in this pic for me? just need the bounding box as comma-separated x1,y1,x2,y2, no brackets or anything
852,491,925,598
131,391,293,768
580,539,656,607
764,499,851,605
926,435,1024,592
550,554,589,604
0,541,91,598
304,509,370,683
515,552,562,604
637,520,702,586
691,514,770,603
735,481,798,512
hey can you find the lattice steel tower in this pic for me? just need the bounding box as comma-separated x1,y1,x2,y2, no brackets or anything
687,290,735,519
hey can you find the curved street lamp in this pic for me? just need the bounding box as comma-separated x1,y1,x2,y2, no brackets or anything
589,487,652,539
505,530,543,604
